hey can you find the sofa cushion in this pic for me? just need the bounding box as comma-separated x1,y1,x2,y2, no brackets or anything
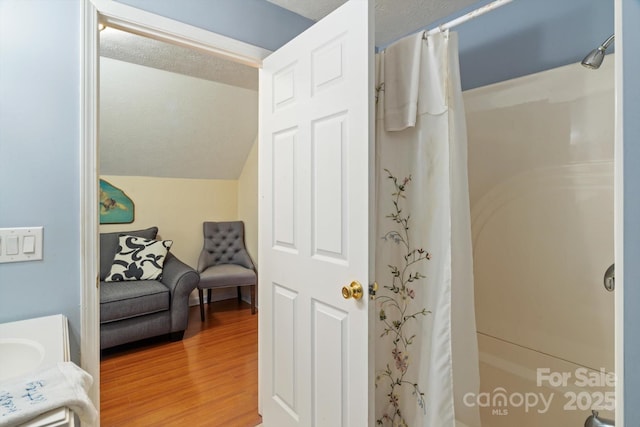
105,235,173,282
100,280,170,323
100,227,158,280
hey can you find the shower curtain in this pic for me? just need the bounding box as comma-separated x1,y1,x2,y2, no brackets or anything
374,30,481,427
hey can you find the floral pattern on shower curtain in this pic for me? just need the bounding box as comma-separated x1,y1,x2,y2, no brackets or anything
376,169,432,427
375,30,481,427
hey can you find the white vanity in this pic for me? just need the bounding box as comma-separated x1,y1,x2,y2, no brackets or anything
0,315,74,427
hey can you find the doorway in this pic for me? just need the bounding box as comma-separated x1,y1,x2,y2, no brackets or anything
81,0,270,415
98,26,259,292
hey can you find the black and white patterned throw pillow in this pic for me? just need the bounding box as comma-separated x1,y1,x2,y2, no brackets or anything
105,235,173,282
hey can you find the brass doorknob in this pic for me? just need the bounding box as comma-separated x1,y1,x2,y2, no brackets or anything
342,281,363,300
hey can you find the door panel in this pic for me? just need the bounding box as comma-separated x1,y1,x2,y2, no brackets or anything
272,283,298,417
312,300,348,426
272,130,297,251
259,1,373,426
312,112,348,260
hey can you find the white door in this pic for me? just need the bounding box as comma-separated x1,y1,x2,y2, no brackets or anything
258,1,374,426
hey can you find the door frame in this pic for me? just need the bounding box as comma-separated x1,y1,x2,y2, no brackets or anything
81,0,270,418
614,1,625,425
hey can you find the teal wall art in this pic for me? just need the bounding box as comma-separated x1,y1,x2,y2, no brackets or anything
100,179,134,224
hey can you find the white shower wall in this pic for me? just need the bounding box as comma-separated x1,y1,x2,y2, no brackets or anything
464,55,615,426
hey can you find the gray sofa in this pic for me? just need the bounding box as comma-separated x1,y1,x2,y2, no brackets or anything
99,227,200,350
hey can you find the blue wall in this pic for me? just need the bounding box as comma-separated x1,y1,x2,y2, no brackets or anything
0,0,82,360
435,0,615,90
115,0,313,52
622,0,640,422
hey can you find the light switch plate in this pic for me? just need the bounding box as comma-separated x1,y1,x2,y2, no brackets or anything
0,227,43,263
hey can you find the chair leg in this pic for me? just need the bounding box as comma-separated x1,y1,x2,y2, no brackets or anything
198,289,205,322
207,289,212,304
251,284,256,315
237,286,242,301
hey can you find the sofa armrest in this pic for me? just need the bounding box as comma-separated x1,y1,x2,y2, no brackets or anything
161,253,200,333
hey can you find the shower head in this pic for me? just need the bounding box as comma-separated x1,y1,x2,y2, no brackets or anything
581,34,615,69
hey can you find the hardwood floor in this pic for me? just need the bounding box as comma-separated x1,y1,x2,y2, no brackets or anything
100,299,261,426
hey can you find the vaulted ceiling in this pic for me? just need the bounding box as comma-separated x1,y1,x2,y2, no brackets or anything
99,29,259,180
100,0,481,180
101,0,614,180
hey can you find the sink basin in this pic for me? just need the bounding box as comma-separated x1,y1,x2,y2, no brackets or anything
0,338,45,381
0,315,73,426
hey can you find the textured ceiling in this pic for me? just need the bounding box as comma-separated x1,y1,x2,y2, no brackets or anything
99,0,482,91
267,0,480,46
98,0,481,180
100,28,258,90
99,56,258,180
100,28,259,180
100,0,481,89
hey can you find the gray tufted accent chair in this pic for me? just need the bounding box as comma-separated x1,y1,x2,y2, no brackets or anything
197,221,257,319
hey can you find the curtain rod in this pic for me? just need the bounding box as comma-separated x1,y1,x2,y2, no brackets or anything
423,0,514,38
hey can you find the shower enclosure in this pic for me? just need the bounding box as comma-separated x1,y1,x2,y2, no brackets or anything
465,55,615,425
